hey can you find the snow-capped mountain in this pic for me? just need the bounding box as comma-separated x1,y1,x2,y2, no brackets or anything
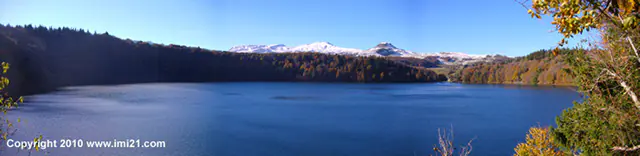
422,52,486,65
423,52,485,59
229,42,373,55
288,42,369,55
366,42,416,56
418,52,510,65
228,42,503,65
228,44,290,53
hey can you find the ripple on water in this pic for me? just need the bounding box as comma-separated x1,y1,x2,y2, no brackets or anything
271,96,320,101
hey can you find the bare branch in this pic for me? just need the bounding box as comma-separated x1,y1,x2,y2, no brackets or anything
612,144,640,152
625,36,640,64
616,14,640,64
458,138,475,156
436,128,454,156
514,0,531,10
604,68,640,109
434,126,474,156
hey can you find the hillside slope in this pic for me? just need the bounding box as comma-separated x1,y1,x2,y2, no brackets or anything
0,25,446,96
448,49,575,86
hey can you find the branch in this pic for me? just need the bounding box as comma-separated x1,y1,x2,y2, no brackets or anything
586,70,607,92
458,138,475,156
625,36,640,64
604,68,640,109
612,145,640,152
617,14,640,64
514,0,530,10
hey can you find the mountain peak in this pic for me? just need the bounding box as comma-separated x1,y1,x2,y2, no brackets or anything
308,42,334,46
267,44,286,47
229,44,291,53
375,42,396,49
367,42,413,56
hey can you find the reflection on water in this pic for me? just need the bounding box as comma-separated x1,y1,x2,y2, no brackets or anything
7,82,579,156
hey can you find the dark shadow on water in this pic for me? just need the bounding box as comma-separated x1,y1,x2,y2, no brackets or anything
389,93,471,100
348,86,398,91
365,92,474,100
222,92,242,96
271,96,320,101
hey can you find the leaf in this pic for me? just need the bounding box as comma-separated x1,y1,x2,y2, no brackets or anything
623,16,636,28
1,63,8,74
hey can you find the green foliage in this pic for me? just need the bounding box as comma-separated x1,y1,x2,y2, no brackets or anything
552,42,640,155
522,0,640,155
508,48,576,62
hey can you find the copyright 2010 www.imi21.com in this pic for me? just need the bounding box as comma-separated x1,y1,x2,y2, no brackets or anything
6,138,166,150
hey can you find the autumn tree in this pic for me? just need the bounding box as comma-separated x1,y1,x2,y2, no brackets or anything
517,0,640,155
514,126,564,156
0,63,35,151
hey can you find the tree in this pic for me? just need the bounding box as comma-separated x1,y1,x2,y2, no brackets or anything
517,0,640,155
0,63,35,150
514,126,564,156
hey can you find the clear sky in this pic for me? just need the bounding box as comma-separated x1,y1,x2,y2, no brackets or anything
0,0,588,56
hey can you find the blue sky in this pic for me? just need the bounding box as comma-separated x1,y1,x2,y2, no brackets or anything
0,0,587,56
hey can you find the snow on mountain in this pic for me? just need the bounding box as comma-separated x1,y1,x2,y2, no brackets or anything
288,42,370,55
228,44,290,53
422,52,485,59
419,52,508,65
228,42,503,65
366,42,417,56
229,42,374,55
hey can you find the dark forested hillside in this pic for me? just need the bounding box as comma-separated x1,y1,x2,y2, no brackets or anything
0,25,446,95
448,49,576,86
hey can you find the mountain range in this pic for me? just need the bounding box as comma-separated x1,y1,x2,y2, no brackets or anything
229,42,508,65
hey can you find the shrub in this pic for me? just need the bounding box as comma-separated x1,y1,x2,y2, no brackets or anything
514,126,564,156
432,127,473,156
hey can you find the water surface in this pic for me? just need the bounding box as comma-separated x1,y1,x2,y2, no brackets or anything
7,82,579,155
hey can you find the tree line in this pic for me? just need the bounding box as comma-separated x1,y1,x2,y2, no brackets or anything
0,24,446,96
447,48,579,86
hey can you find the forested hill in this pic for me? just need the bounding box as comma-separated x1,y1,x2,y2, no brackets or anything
0,25,446,96
448,49,576,86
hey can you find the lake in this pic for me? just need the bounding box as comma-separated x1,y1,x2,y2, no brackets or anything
5,82,580,156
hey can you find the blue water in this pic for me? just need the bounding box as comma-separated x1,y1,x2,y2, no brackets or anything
6,82,579,156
